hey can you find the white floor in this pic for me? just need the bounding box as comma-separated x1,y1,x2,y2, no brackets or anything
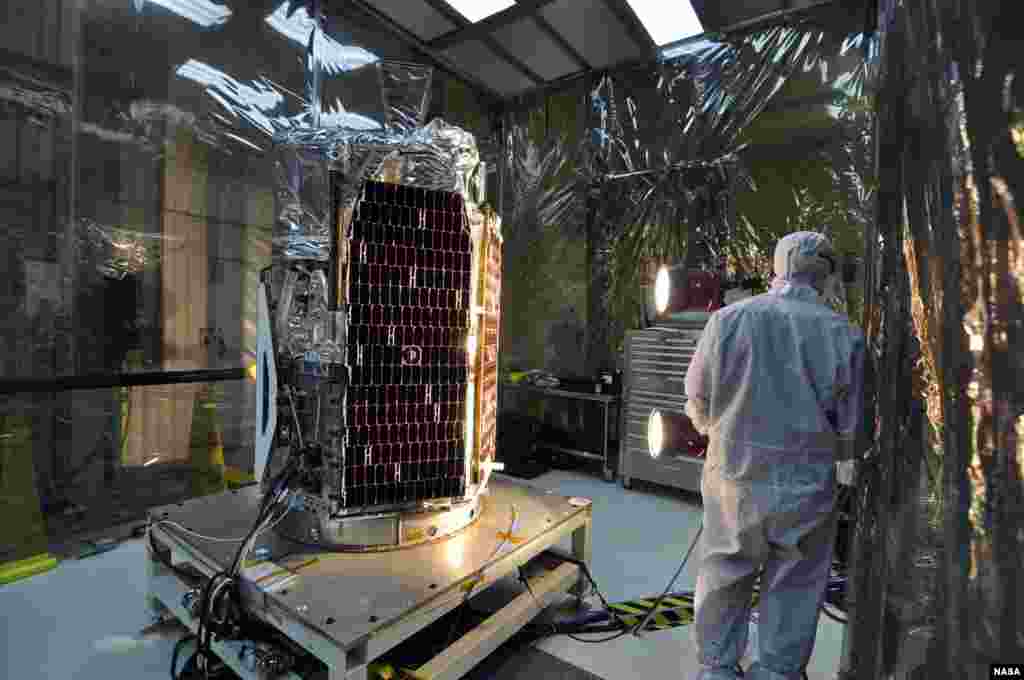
0,469,845,680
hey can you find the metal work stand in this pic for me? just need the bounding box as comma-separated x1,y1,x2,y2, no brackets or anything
501,384,620,482
146,475,593,680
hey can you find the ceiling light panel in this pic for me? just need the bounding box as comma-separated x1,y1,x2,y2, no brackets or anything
625,0,704,47
446,0,516,23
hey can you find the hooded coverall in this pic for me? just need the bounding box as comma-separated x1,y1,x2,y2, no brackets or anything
684,232,865,680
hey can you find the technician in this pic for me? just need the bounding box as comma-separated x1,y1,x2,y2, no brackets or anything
684,231,865,680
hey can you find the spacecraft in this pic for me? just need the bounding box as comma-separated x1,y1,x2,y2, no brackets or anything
253,99,502,551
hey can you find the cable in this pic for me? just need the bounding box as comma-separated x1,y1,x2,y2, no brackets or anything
549,553,630,637
162,487,286,550
157,522,255,543
196,458,299,679
161,445,303,680
630,523,704,636
568,628,630,644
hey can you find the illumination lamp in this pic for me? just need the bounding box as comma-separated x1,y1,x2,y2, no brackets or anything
654,265,722,316
647,409,709,459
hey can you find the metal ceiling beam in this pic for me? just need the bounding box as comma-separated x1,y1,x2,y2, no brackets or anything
419,0,545,86
427,0,558,50
529,9,591,71
718,0,838,34
504,55,650,103
600,0,658,53
339,0,505,101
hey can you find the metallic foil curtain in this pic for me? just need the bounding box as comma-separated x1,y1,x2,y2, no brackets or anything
500,8,877,372
841,0,1024,677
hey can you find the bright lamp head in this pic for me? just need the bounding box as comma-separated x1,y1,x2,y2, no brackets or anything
651,265,723,317
654,267,672,315
648,409,665,458
646,408,709,459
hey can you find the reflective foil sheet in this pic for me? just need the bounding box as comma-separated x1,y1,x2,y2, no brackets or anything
273,119,483,262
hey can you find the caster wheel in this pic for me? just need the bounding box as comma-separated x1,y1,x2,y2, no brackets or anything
622,477,632,490
603,469,614,482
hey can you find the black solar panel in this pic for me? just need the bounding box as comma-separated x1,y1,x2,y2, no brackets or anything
340,180,472,508
475,223,501,471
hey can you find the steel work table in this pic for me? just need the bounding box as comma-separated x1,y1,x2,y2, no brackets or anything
146,474,593,680
501,383,621,482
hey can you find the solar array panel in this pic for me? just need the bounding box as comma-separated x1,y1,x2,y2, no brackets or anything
340,180,472,508
474,220,502,473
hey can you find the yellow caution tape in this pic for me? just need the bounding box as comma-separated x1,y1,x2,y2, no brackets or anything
605,588,768,632
615,608,694,631
0,553,59,586
496,531,524,544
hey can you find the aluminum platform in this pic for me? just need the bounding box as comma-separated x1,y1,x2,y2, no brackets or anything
146,474,592,680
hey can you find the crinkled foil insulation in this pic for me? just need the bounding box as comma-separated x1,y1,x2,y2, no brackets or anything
506,12,877,274
273,118,485,262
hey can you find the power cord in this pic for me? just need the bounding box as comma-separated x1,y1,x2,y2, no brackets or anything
547,553,632,643
166,456,301,680
629,523,703,637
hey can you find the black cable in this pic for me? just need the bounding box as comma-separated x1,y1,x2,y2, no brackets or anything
550,553,627,631
163,450,300,680
194,458,297,680
513,554,633,644
567,628,630,644
194,571,228,679
630,523,703,635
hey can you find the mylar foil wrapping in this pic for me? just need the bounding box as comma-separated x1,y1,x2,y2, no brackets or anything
273,118,486,262
75,219,174,281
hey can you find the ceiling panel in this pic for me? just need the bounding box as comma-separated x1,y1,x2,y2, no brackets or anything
366,0,457,41
689,0,785,31
491,17,581,81
442,40,537,96
540,0,645,70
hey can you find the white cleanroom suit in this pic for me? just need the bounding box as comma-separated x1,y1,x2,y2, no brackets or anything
684,231,865,680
